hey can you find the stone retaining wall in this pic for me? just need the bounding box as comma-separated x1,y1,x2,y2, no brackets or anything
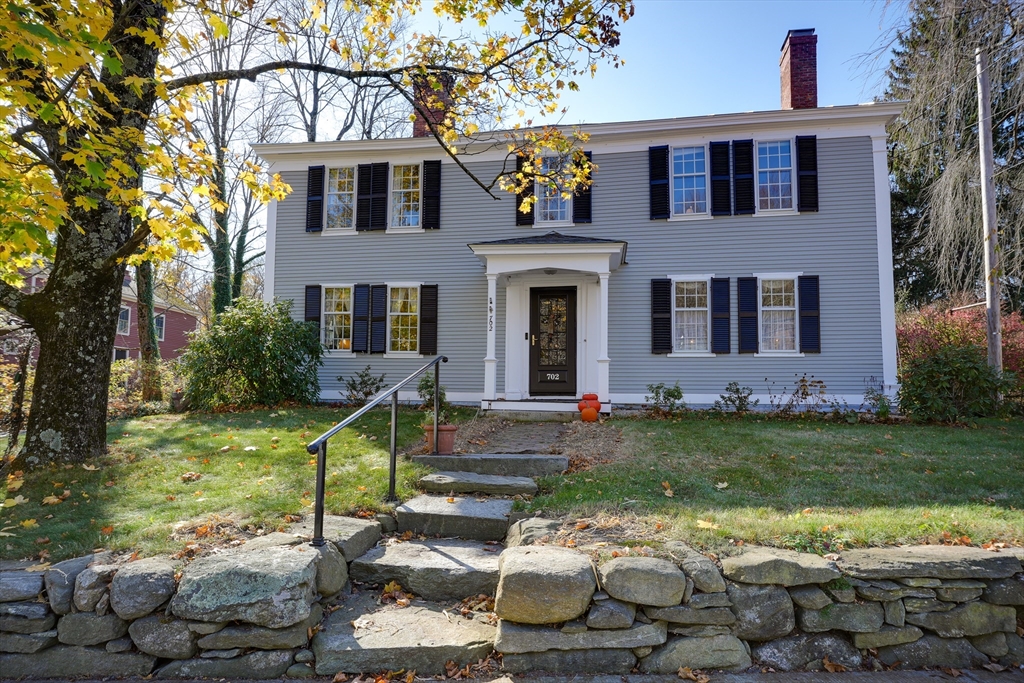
2,518,1022,678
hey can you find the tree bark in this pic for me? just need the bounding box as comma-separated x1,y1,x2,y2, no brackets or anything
3,335,34,459
136,260,163,401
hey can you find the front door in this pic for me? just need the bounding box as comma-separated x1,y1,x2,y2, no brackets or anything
529,287,577,396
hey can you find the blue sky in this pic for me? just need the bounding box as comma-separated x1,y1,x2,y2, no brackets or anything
552,0,903,125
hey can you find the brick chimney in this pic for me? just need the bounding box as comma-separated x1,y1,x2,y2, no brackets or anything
780,29,817,109
412,74,454,138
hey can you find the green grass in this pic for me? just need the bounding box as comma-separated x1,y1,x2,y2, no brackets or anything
527,415,1024,553
1,406,465,562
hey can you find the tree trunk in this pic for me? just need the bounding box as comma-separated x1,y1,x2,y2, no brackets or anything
136,260,162,402
211,144,233,316
3,335,34,459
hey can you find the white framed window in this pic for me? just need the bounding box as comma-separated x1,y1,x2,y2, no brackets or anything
672,146,708,216
154,314,166,342
113,348,130,361
326,167,356,231
387,285,420,354
117,306,131,335
758,276,799,352
757,140,794,211
536,157,572,224
2,337,19,355
669,276,713,354
390,164,421,229
323,286,353,351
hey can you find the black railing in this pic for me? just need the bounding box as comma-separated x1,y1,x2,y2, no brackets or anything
305,355,448,547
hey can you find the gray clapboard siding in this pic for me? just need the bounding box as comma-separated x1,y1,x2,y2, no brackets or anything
272,136,883,400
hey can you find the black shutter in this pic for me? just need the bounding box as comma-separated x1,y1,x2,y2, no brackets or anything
651,278,672,354
572,151,593,224
420,284,438,355
422,160,441,229
352,284,370,353
737,276,758,353
709,142,732,216
305,166,325,232
356,165,372,231
796,136,819,212
304,285,321,325
369,162,389,230
799,275,821,353
732,140,755,215
515,155,534,226
649,146,670,220
370,284,387,353
711,278,730,354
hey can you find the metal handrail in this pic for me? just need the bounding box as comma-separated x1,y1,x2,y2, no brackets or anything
305,355,448,547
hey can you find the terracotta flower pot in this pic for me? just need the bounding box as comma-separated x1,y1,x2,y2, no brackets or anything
423,424,458,454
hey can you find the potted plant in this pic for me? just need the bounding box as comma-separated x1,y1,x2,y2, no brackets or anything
417,375,457,454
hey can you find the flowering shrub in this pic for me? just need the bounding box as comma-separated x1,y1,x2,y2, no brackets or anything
897,305,1024,375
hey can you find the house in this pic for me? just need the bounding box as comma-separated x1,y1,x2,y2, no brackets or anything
254,29,901,412
113,274,201,361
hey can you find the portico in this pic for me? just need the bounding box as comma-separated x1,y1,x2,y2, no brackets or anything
468,233,627,412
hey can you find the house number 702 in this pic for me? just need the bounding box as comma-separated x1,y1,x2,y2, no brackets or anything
488,297,494,332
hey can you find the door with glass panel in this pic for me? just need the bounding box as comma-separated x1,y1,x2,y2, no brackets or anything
529,288,577,396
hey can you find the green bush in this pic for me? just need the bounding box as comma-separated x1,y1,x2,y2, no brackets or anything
897,344,1014,422
180,298,323,410
645,381,684,416
340,365,387,406
108,359,181,418
417,373,451,423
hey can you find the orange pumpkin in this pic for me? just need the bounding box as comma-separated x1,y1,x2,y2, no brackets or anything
577,400,590,412
582,393,599,401
580,407,599,422
586,399,601,411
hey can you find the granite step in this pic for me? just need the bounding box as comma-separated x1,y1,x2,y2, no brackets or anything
411,453,568,477
349,539,501,601
419,471,538,496
396,495,513,541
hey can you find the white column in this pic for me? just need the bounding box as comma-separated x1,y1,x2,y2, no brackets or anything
872,135,898,391
597,272,610,408
483,274,498,400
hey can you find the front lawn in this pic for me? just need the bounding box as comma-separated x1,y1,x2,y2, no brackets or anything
1,406,447,562
528,415,1024,553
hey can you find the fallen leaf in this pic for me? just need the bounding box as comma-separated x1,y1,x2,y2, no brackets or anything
25,562,51,571
244,446,257,451
20,519,38,529
664,488,674,497
982,663,1006,673
446,497,456,503
82,464,99,471
661,481,672,490
677,667,710,682
2,495,28,508
100,525,114,535
575,521,589,530
104,481,115,487
333,673,348,683
357,486,367,492
941,668,962,678
715,481,728,490
802,508,813,515
884,433,893,440
696,520,720,530
6,479,24,491
822,655,847,672
181,472,202,482
41,495,62,505
237,462,245,468
166,495,176,501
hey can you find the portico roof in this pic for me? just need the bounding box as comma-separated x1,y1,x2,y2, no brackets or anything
467,231,628,274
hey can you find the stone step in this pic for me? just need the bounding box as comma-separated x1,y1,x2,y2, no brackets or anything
396,495,513,542
419,471,538,496
312,592,495,676
349,539,501,601
411,453,568,477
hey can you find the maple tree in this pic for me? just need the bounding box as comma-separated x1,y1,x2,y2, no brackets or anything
0,0,631,466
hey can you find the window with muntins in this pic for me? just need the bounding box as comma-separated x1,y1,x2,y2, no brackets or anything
154,314,166,342
537,157,571,223
760,278,797,351
327,167,355,230
388,286,419,353
391,164,421,228
117,306,130,335
672,146,707,215
674,280,709,352
324,287,353,350
757,141,793,210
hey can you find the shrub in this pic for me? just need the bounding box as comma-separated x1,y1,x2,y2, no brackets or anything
714,381,759,413
108,359,181,418
417,373,451,423
898,305,1024,376
645,381,684,416
179,298,322,410
341,366,387,406
897,344,1014,422
862,376,892,419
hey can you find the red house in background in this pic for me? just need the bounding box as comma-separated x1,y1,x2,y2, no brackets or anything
1,270,201,363
113,274,200,360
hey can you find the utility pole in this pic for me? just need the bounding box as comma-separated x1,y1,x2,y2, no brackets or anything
975,48,1002,373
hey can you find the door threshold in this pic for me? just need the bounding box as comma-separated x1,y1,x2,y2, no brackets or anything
481,399,610,414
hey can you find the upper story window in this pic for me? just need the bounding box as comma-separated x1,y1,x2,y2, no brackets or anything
760,278,797,351
117,306,131,335
154,314,166,342
324,286,353,351
674,279,709,352
757,140,793,211
327,167,355,230
537,157,571,224
391,164,421,228
672,146,707,216
388,286,419,353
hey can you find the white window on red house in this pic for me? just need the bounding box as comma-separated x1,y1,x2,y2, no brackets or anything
117,306,131,335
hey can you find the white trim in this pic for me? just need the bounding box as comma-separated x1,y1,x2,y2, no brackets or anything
667,352,717,358
323,166,357,234
670,143,711,219
755,274,801,355
154,314,166,342
754,137,797,214
609,392,866,407
482,399,611,414
264,199,277,303
534,156,573,226
387,162,424,232
873,135,898,390
117,305,131,336
484,274,498,400
666,214,714,223
321,284,356,355
386,282,423,355
383,353,424,359
668,274,714,355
